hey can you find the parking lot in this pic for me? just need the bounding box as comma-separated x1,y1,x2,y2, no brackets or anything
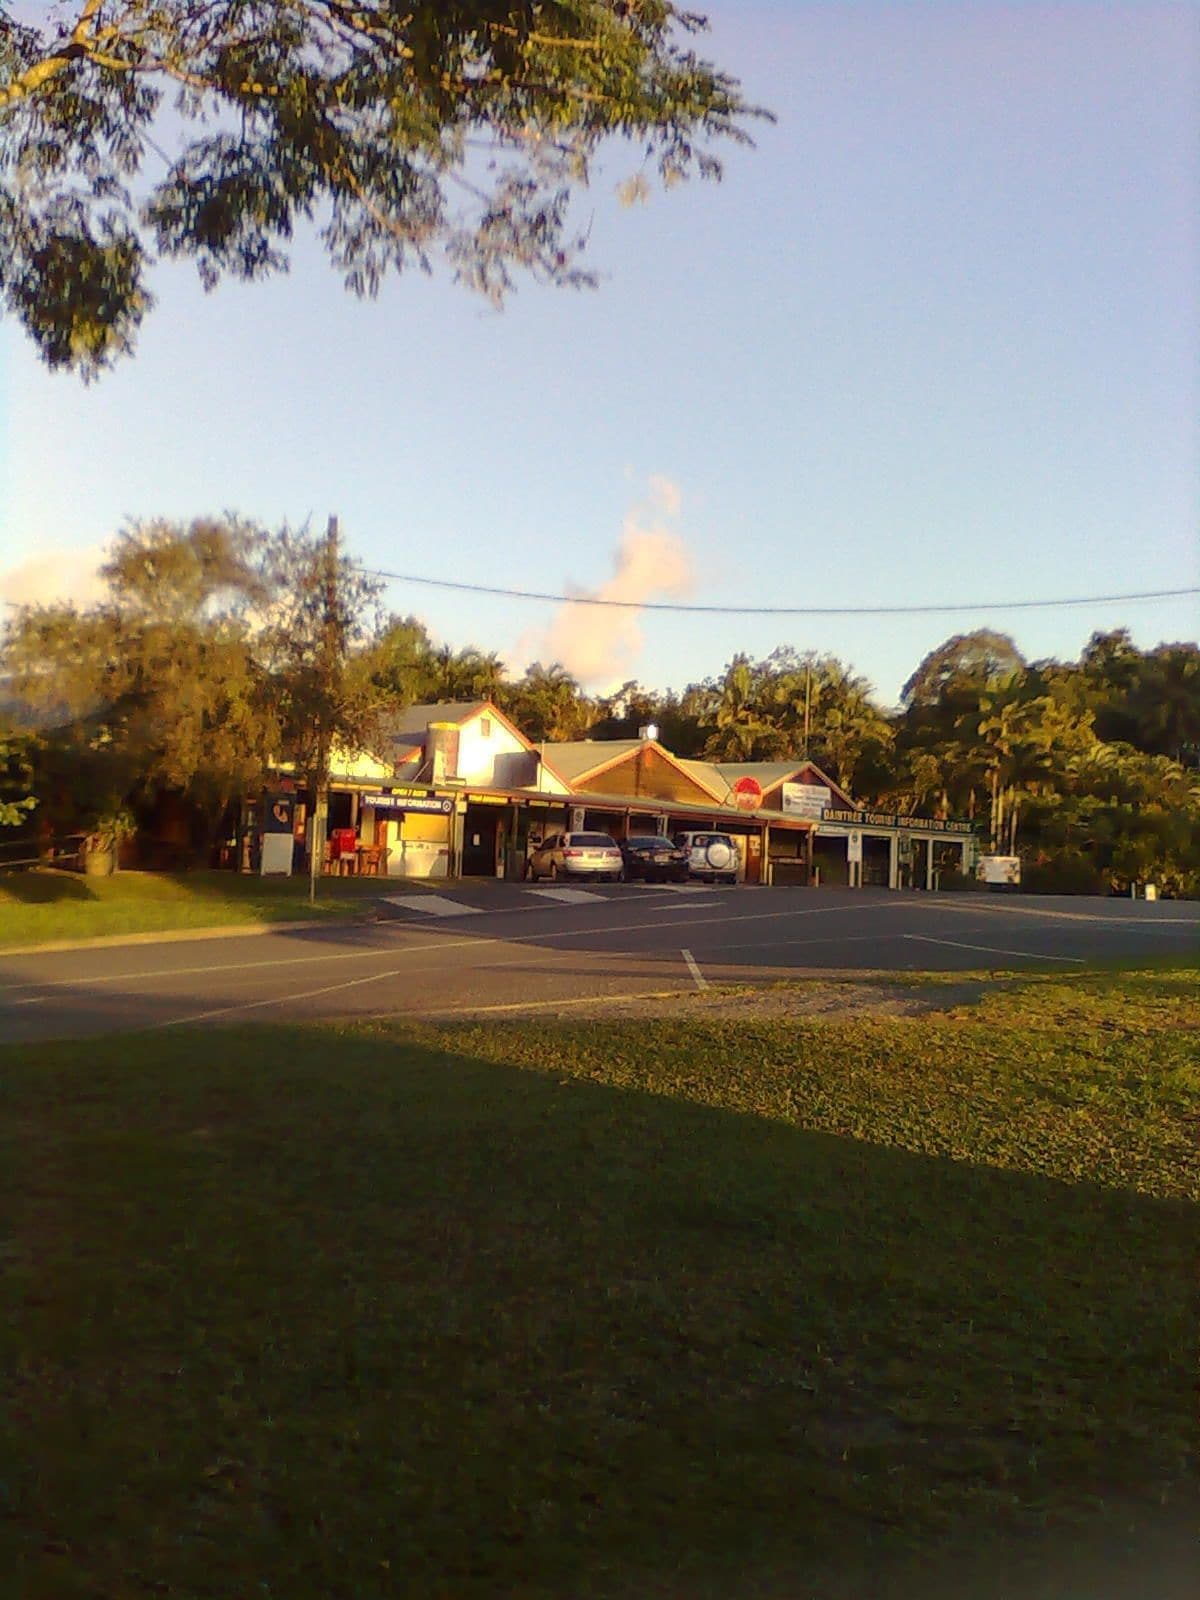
1,886,1195,1044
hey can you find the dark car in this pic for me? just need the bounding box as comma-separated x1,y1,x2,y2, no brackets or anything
620,833,690,883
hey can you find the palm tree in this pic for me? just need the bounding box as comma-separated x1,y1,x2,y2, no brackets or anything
499,663,590,742
701,656,782,761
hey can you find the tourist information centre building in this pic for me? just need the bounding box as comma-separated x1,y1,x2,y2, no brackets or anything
262,700,976,887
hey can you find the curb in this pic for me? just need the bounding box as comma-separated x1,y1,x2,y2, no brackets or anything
0,913,379,959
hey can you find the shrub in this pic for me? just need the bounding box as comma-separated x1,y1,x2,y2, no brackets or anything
1021,850,1106,896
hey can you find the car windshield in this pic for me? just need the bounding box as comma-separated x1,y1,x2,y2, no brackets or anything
627,835,668,848
569,833,617,847
688,833,732,847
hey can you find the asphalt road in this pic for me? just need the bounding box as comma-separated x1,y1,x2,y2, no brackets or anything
1,886,1196,1044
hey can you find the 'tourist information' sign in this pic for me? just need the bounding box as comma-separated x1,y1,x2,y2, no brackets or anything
368,795,454,815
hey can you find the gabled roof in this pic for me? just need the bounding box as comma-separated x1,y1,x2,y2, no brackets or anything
538,739,727,802
710,758,856,810
710,761,810,786
536,740,644,784
676,758,728,797
382,700,491,744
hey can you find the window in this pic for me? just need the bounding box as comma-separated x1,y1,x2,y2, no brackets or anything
479,716,492,738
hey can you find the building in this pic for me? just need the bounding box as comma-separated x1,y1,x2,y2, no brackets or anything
294,701,975,888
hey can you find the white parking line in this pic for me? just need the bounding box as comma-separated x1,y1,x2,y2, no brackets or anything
381,894,481,917
631,883,715,893
527,888,608,905
937,900,1200,929
0,900,914,999
681,948,709,991
423,987,690,1019
903,934,1084,964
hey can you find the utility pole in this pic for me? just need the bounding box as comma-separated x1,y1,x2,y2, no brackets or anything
802,657,813,757
309,514,340,906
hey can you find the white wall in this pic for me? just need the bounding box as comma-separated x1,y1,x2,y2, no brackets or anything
330,708,571,794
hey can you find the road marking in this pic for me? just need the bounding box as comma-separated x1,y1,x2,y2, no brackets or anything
716,932,889,953
423,987,691,1018
527,888,608,905
155,961,426,1029
11,996,45,1006
937,900,1200,929
903,934,1084,964
681,948,709,991
0,900,915,998
381,894,480,917
630,882,714,892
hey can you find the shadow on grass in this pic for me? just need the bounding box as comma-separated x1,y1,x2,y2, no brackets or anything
0,869,96,904
4,1025,1196,1599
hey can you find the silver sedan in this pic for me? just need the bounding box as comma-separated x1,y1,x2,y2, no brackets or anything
527,831,624,882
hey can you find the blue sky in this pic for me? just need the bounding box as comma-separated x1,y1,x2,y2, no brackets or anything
2,0,1197,705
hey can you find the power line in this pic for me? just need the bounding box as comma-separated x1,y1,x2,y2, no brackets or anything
356,567,1199,618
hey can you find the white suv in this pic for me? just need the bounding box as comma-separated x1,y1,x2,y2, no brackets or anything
674,831,739,884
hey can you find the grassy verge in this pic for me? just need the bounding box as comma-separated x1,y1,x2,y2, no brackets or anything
3,970,1197,1597
0,868,389,947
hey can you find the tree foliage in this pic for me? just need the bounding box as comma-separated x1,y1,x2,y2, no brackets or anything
0,1,761,376
0,515,383,842
5,536,1198,891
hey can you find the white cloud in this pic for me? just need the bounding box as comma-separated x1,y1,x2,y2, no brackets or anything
518,479,693,689
0,544,110,611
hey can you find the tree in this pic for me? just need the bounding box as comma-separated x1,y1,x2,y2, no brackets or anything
701,655,782,760
1,2,762,377
901,630,1026,708
498,661,589,741
0,515,384,858
2,517,282,844
0,730,37,827
354,615,442,707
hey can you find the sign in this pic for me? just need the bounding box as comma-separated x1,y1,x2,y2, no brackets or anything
847,829,863,864
823,806,974,835
570,807,586,832
731,775,763,812
262,792,294,834
368,795,453,815
782,782,830,820
979,854,1021,886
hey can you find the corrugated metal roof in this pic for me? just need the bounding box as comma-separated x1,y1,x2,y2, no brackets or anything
709,761,808,785
675,758,729,798
537,740,643,781
382,700,490,744
711,758,855,807
545,786,810,826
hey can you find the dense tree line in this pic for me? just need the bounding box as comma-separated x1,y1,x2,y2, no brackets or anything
3,520,1198,893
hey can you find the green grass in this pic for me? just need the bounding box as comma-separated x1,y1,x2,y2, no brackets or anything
2,971,1197,1597
0,868,389,947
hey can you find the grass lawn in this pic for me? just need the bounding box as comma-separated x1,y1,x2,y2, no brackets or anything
0,868,390,947
2,970,1197,1597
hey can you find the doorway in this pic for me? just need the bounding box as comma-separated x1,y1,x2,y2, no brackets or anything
462,806,499,876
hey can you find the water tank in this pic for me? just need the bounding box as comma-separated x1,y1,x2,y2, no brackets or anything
426,722,460,783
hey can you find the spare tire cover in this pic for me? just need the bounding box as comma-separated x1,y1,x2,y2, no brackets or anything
705,838,734,870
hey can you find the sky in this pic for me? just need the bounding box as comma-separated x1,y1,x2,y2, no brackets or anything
2,0,1197,707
